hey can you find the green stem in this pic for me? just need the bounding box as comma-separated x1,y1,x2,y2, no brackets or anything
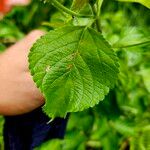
96,0,103,32
91,0,103,32
91,5,101,32
113,40,150,49
51,0,93,18
96,0,103,17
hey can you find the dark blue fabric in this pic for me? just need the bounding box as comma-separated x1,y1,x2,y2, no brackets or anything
3,108,68,150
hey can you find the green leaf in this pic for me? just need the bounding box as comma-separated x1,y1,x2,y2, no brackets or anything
130,130,150,150
0,44,6,52
71,0,88,12
118,0,150,9
34,139,62,150
139,68,150,93
29,26,119,118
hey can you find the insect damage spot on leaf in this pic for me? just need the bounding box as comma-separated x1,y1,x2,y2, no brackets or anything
67,64,73,70
46,66,51,72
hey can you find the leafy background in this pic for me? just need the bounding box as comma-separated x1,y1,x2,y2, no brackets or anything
0,0,150,149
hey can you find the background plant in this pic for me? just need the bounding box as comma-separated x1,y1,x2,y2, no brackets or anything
0,0,150,149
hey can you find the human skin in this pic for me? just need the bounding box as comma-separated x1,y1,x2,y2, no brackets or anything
0,30,45,116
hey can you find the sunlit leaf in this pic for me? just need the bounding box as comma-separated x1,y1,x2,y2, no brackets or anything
29,26,119,118
118,0,150,9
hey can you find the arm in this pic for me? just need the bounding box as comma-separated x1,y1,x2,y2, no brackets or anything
0,30,45,116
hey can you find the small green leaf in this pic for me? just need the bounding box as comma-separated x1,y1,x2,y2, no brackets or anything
29,26,119,118
71,0,88,12
118,0,150,9
139,68,150,93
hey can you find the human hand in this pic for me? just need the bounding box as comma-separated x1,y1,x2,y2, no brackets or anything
0,0,30,15
0,30,45,116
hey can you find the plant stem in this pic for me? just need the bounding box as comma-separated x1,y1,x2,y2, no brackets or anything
91,0,103,32
97,0,103,17
113,40,150,49
96,0,103,32
51,0,93,18
91,5,101,32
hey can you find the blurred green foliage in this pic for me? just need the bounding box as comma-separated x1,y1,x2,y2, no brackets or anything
0,117,4,150
0,0,150,149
